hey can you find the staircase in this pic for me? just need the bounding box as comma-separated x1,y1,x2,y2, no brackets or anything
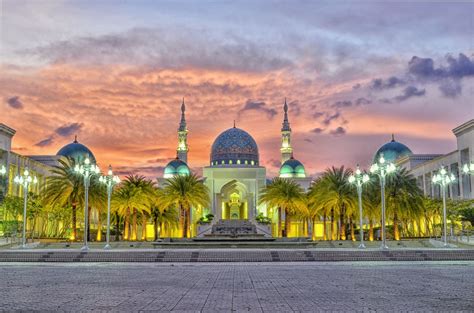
195,219,272,241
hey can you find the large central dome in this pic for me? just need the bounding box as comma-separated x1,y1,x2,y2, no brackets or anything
210,127,259,166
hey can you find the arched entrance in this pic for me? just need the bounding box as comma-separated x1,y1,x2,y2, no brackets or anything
220,180,249,220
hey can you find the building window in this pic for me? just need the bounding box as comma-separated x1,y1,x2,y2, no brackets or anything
450,163,460,199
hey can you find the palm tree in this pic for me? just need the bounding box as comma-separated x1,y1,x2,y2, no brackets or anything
42,158,83,241
149,187,179,240
385,168,424,240
162,174,210,238
308,166,356,240
259,178,306,237
113,175,153,240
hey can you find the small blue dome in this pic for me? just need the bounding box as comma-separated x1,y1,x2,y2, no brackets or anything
57,138,96,164
164,158,190,178
210,127,259,166
374,135,412,163
280,157,306,178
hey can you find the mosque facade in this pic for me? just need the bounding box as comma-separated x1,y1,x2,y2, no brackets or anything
159,99,313,237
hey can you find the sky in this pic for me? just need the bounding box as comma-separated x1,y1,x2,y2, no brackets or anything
1,0,473,178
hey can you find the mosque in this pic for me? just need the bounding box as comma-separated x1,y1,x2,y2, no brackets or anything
158,100,313,237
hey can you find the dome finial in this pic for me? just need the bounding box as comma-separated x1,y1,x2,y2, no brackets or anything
73,135,78,143
233,120,236,128
391,133,395,142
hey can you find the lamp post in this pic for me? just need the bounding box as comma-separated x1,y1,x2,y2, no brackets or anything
370,153,396,250
0,164,6,176
74,157,100,251
462,161,474,175
99,165,120,249
348,165,370,249
432,166,456,247
13,167,38,248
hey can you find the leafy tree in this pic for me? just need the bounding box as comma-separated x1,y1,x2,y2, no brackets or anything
161,174,210,238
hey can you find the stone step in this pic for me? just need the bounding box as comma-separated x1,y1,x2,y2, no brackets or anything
0,249,473,262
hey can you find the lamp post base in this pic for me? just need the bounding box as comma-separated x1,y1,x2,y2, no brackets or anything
104,244,112,250
80,245,90,252
21,244,28,249
358,243,366,249
380,244,389,250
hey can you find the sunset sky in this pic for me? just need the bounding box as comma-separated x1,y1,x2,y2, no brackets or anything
1,1,473,178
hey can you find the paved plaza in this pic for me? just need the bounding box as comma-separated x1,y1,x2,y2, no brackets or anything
0,261,472,312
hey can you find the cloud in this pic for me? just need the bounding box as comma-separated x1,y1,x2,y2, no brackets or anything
329,127,346,136
55,123,83,137
313,111,325,119
438,79,462,98
370,76,405,90
25,27,293,73
355,97,372,105
6,96,23,109
311,127,325,134
304,138,313,143
288,100,301,116
34,136,54,147
352,83,361,89
394,86,426,102
331,100,352,108
239,99,277,119
322,112,341,126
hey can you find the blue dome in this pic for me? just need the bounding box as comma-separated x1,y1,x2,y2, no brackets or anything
57,138,96,164
164,158,190,178
374,136,412,163
280,157,306,178
210,127,259,166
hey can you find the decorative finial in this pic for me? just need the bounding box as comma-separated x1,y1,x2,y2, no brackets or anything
181,97,185,113
74,135,78,143
391,133,395,142
233,120,236,128
284,98,288,113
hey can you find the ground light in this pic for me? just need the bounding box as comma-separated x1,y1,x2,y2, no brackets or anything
348,165,370,249
99,165,120,249
0,164,6,176
13,167,37,248
74,157,100,251
370,153,396,250
432,166,456,247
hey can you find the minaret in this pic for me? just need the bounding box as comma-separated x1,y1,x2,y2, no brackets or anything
280,98,293,163
177,98,189,163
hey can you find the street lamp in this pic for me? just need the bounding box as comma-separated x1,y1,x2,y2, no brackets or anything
370,153,397,250
13,167,38,248
462,161,474,175
0,164,6,176
99,165,120,249
348,165,371,249
432,166,456,247
74,157,100,251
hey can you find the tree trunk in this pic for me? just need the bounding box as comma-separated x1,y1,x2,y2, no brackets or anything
394,212,400,240
153,216,158,241
330,208,335,240
115,212,120,241
141,213,147,241
350,216,355,241
323,212,327,241
284,209,290,238
369,219,374,241
339,205,346,240
131,208,138,240
71,203,77,241
96,208,102,241
180,205,187,238
186,207,191,238
124,207,130,240
277,207,282,237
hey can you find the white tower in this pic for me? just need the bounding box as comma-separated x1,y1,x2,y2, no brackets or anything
280,98,293,163
177,98,189,163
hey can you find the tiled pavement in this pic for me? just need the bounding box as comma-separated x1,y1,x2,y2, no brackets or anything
0,261,472,312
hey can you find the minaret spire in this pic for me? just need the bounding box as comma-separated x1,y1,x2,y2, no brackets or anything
280,98,293,163
177,98,189,163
